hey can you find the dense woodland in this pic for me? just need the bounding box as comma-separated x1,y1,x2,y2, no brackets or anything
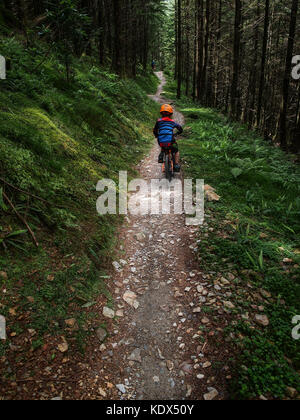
0,0,168,77
1,0,299,151
174,0,300,152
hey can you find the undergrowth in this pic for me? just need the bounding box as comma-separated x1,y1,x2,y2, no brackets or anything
165,78,300,399
0,35,159,359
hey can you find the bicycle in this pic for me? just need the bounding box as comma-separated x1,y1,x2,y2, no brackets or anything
161,143,176,182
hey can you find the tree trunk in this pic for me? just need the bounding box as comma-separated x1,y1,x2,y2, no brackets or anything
279,0,298,150
177,0,182,99
192,3,198,102
99,0,104,65
196,0,204,101
214,0,222,108
230,0,242,118
256,0,270,127
113,0,122,75
185,0,190,97
201,0,210,102
247,3,260,128
174,0,178,80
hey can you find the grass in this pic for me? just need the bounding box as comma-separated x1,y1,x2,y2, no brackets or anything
0,35,159,360
165,78,300,399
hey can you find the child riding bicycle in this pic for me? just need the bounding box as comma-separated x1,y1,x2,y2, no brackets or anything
153,104,183,172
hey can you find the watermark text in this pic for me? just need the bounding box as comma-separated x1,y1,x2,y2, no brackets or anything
96,172,204,226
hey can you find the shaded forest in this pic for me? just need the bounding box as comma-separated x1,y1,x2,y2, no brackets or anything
1,0,299,151
174,0,300,152
0,0,169,77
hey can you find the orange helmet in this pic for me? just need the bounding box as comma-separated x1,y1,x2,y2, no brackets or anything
160,104,173,115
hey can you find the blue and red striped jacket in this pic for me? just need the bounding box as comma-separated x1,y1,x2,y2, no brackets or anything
153,117,183,145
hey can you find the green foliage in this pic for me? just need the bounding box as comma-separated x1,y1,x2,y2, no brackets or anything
232,333,299,399
0,227,28,251
168,82,300,399
0,35,159,358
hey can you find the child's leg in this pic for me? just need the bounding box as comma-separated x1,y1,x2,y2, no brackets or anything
158,147,164,163
172,143,180,165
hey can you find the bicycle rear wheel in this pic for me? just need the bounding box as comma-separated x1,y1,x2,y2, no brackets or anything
165,154,173,182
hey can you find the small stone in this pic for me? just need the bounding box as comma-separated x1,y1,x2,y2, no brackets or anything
197,374,205,380
135,233,146,241
166,360,174,371
103,307,115,319
201,317,210,325
96,327,108,343
153,376,160,383
116,310,124,317
157,348,165,360
286,387,297,398
224,301,235,310
169,378,175,388
204,388,219,400
181,363,193,374
123,291,138,307
57,340,68,353
99,387,107,398
112,261,122,272
186,385,192,398
255,314,269,327
128,348,142,363
116,384,126,394
203,361,212,369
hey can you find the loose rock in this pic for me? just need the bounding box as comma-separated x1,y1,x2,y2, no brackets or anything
123,291,138,307
128,348,142,363
255,314,269,327
96,327,108,343
103,307,115,319
204,388,219,400
116,384,126,394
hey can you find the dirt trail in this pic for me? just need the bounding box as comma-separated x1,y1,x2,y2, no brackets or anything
96,72,204,400
80,72,228,401
148,71,185,126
